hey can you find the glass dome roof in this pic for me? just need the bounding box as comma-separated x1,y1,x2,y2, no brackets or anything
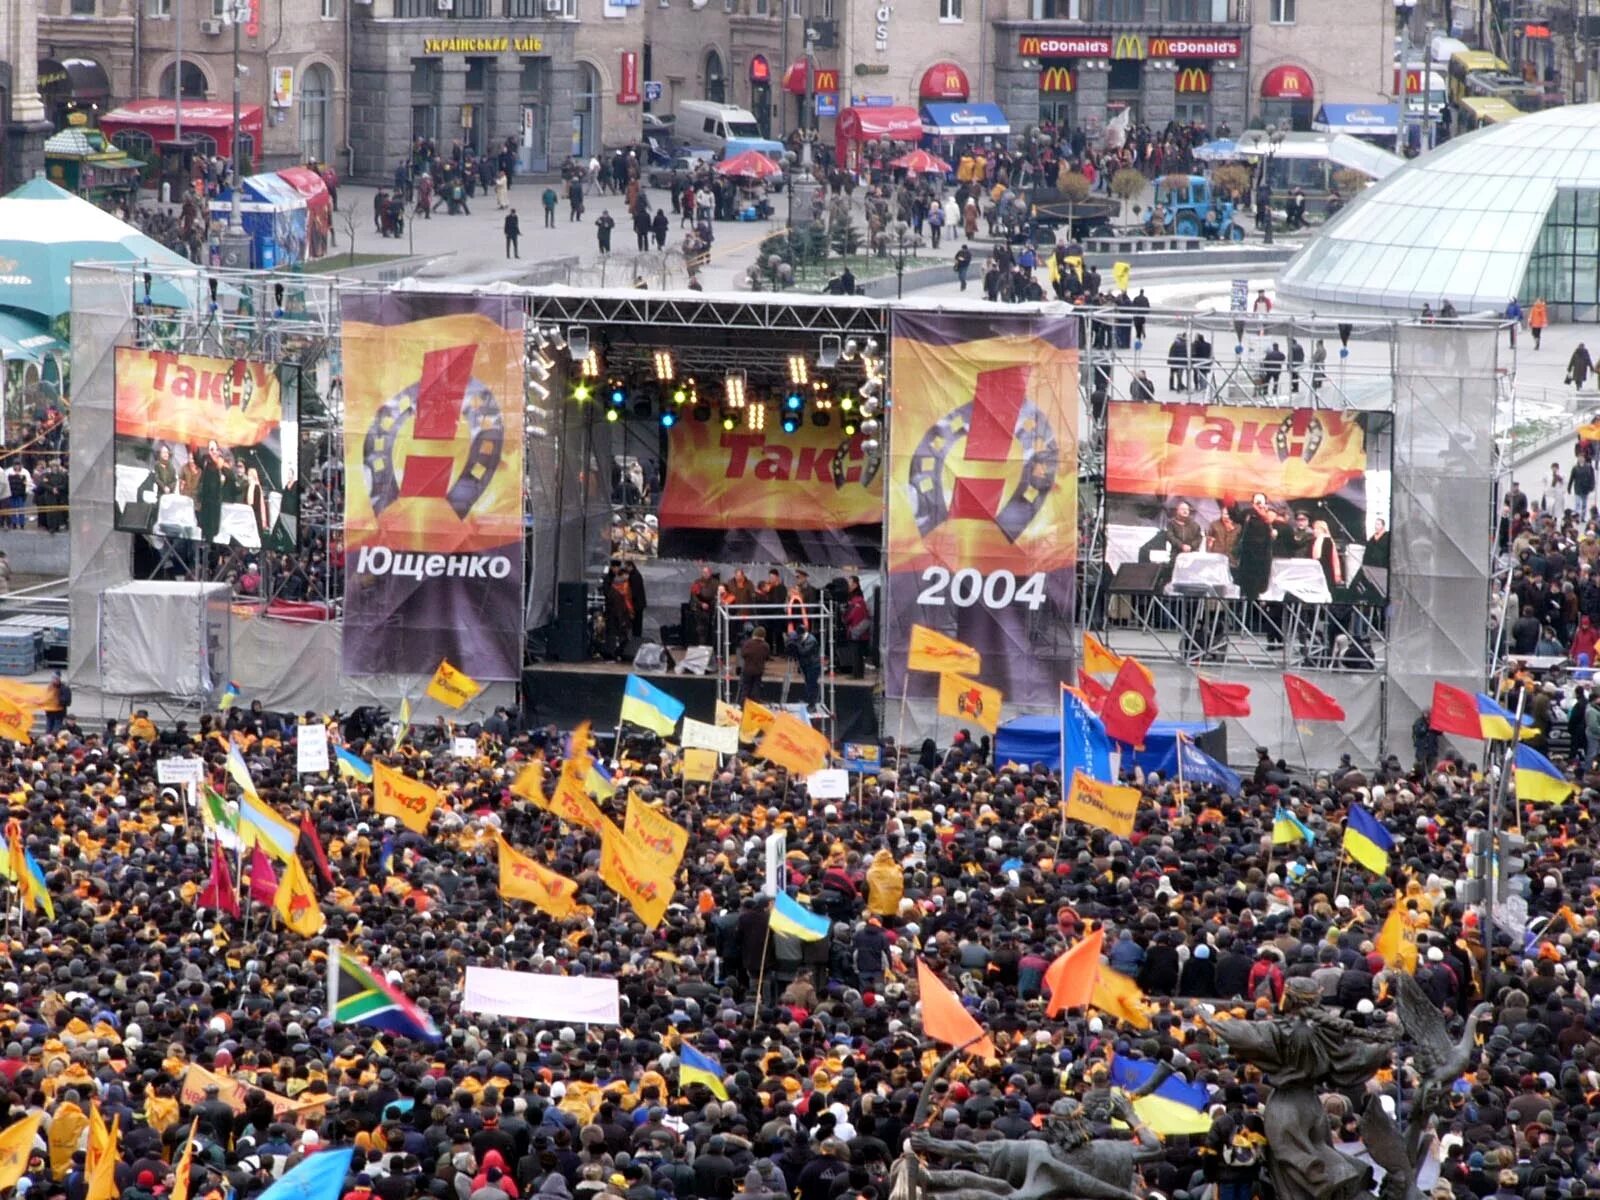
1277,104,1600,315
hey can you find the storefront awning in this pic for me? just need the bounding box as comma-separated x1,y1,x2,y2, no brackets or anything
37,58,111,103
783,60,840,96
99,99,263,133
835,105,924,144
1312,103,1399,136
919,62,970,101
920,102,1009,137
1260,64,1315,100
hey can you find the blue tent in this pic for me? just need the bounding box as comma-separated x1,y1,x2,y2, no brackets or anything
994,715,1228,778
211,172,309,270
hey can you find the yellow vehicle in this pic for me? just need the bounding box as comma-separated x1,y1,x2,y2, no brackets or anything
1454,95,1524,135
1448,50,1508,102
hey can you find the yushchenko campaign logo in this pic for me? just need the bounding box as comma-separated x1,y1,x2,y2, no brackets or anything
908,363,1059,545
956,684,987,720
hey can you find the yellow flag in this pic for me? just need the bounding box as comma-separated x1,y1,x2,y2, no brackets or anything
373,761,443,834
756,712,831,776
510,760,547,806
907,625,981,675
1063,770,1142,838
168,1119,199,1200
714,700,741,728
586,764,617,800
739,699,777,744
936,672,1002,735
496,835,579,918
1112,260,1131,293
624,793,689,875
600,820,675,928
0,696,33,743
1082,631,1124,677
273,854,324,937
86,1103,117,1200
550,765,608,834
1375,906,1417,973
1091,964,1151,1029
397,696,413,742
682,748,718,782
425,659,482,709
0,1113,42,1192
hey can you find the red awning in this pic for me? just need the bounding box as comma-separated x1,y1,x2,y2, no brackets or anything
1260,64,1314,100
783,60,840,95
835,105,923,144
920,62,971,101
99,98,264,131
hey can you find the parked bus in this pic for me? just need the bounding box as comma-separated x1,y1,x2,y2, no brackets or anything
1453,95,1525,135
1447,50,1509,102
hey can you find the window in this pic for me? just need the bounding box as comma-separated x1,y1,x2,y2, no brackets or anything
299,63,332,161
754,0,768,13
411,57,441,94
320,0,335,17
147,0,170,15
70,0,97,14
519,57,545,91
1093,0,1140,17
464,56,488,91
1167,0,1211,18
790,0,800,16
939,0,961,18
395,0,434,15
158,60,208,98
1270,0,1295,22
412,103,439,145
111,129,155,159
557,0,576,15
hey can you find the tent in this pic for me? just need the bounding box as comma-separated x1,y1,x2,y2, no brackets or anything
0,177,194,319
212,172,310,269
835,105,923,173
98,100,264,171
275,166,333,260
994,715,1229,777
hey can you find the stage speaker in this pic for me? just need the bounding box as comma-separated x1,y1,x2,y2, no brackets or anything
553,581,589,663
1347,565,1388,605
1109,562,1167,594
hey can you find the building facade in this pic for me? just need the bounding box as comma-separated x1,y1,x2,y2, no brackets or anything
1249,0,1390,132
3,0,51,191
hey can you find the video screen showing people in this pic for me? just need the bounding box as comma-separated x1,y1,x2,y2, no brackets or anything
112,348,299,552
1102,404,1392,604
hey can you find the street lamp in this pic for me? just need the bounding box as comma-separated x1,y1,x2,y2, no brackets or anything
1395,0,1417,155
888,219,916,299
228,0,247,231
1247,124,1285,244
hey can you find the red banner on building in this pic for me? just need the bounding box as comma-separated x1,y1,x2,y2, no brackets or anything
618,51,640,104
340,293,525,680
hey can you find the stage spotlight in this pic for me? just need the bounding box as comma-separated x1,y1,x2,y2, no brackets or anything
693,404,712,423
661,409,677,428
839,395,856,412
811,410,831,427
526,379,550,405
654,349,675,381
721,410,737,431
605,408,619,423
864,338,881,357
785,391,803,412
860,379,881,400
609,384,627,408
567,325,590,362
817,334,842,368
782,412,800,435
528,356,551,382
572,382,592,402
633,398,653,419
842,417,859,436
581,350,602,378
673,386,688,406
843,338,859,359
787,355,810,386
725,370,747,409
746,403,766,432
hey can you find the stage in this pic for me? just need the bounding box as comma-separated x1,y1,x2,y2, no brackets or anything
520,660,883,746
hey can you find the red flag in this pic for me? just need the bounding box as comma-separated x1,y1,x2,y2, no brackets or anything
298,813,335,890
1428,681,1482,739
1100,657,1158,747
1044,928,1103,1017
247,845,279,908
1076,671,1109,710
1283,673,1346,722
1197,677,1252,719
915,959,996,1060
195,845,240,918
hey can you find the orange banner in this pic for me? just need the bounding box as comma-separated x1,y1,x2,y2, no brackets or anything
114,348,283,447
1104,404,1369,502
756,712,831,776
657,419,882,532
599,821,674,928
373,761,443,834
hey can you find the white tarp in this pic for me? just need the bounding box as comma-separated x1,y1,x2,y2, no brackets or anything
97,581,231,700
461,965,621,1026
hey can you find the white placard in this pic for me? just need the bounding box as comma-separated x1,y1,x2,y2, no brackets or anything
453,736,479,759
296,723,330,774
463,965,621,1025
156,757,204,785
763,830,787,898
682,716,738,755
807,768,849,800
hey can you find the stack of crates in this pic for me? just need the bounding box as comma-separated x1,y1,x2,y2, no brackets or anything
0,628,41,675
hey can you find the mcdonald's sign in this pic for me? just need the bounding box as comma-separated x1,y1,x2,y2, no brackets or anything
1175,66,1211,94
1112,33,1146,60
814,68,839,92
1019,34,1111,57
1148,36,1241,58
1039,65,1075,93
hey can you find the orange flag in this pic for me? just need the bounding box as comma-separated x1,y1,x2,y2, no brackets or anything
755,712,831,776
1043,928,1103,1017
915,959,996,1061
1091,964,1151,1029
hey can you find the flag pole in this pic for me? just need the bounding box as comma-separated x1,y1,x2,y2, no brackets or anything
1290,719,1314,792
1332,818,1347,902
751,901,773,1020
1481,685,1526,1005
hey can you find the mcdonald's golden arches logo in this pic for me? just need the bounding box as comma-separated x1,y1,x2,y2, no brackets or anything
814,68,839,92
1020,35,1040,55
945,69,964,91
1176,66,1211,94
1039,65,1075,93
1113,33,1146,60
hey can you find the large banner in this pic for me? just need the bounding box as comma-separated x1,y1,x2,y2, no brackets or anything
656,418,883,564
1103,403,1393,603
886,312,1079,708
112,347,299,550
341,293,524,679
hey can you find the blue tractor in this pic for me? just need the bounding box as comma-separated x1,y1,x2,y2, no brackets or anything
1151,174,1247,241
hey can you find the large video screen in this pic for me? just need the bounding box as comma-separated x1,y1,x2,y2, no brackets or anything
113,348,299,551
1103,403,1392,604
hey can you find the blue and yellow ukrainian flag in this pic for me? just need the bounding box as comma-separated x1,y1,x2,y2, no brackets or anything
335,745,374,784
620,675,686,737
769,891,831,942
238,792,299,863
677,1043,730,1100
1476,693,1535,741
1513,744,1575,804
1107,1055,1211,1135
1343,803,1395,875
218,682,241,711
1272,807,1315,846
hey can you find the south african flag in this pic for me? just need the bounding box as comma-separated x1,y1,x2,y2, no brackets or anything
327,942,441,1041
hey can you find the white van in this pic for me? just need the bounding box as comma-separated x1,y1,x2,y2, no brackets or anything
674,101,767,155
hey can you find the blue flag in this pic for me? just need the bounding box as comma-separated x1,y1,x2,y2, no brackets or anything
1108,1055,1210,1111
257,1148,355,1200
1061,687,1114,783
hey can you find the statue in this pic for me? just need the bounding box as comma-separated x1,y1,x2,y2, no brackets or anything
1209,977,1401,1200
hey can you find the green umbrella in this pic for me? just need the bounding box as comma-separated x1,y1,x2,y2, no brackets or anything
0,177,195,319
0,309,60,362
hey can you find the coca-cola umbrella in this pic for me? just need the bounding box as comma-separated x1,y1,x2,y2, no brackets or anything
890,149,952,175
716,150,784,179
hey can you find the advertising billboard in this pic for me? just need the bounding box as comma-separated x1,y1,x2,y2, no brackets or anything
112,347,299,551
656,416,884,564
1103,402,1393,603
885,312,1079,708
340,292,525,679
